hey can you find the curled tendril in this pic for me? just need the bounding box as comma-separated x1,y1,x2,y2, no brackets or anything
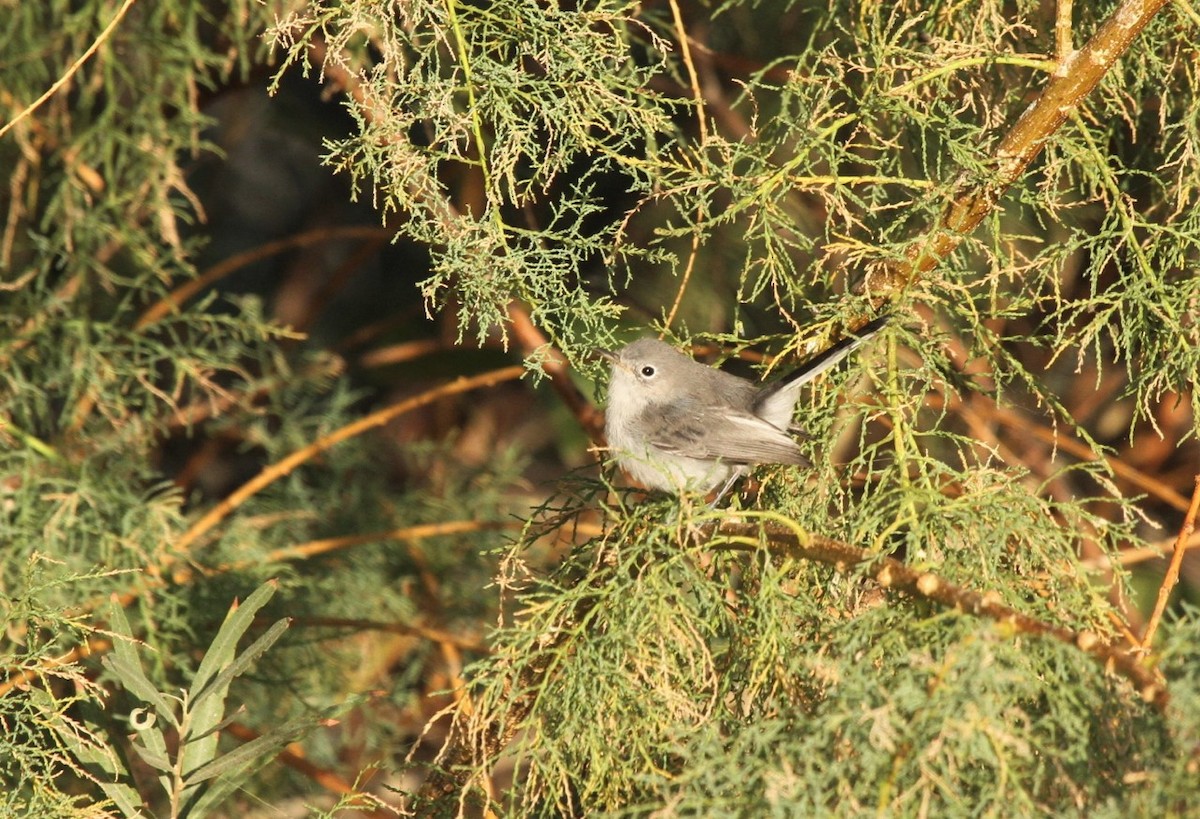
129,707,156,731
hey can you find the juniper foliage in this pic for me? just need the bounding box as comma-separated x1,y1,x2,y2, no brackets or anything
2,0,1198,815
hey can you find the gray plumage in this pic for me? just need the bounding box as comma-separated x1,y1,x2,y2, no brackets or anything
597,316,889,498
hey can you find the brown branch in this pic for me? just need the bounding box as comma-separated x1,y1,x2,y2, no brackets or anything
223,721,398,818
291,616,489,654
506,304,606,444
171,366,526,557
1141,475,1200,647
712,519,1167,709
135,226,393,329
860,0,1172,302
924,391,1193,513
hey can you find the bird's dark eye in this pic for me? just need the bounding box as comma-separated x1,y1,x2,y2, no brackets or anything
640,365,656,378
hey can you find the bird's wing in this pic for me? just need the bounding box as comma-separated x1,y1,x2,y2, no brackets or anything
643,402,811,467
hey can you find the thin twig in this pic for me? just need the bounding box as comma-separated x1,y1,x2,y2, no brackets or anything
1055,0,1075,65
1083,531,1200,569
171,366,525,556
662,0,707,331
664,222,702,333
0,0,139,140
667,0,708,146
135,226,392,328
1141,475,1200,647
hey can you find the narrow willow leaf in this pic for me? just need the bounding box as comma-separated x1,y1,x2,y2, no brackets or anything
190,580,279,702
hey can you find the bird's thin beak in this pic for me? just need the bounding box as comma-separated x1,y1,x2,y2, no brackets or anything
591,348,617,364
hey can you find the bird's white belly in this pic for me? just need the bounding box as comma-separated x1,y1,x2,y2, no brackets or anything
618,448,733,493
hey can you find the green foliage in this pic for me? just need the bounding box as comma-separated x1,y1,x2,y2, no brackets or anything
269,0,673,348
467,495,1174,815
56,583,301,818
2,0,1199,815
0,562,114,818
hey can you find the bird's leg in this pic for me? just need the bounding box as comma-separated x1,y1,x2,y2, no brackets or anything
707,468,746,509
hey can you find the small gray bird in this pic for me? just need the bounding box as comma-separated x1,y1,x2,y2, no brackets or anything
596,316,889,501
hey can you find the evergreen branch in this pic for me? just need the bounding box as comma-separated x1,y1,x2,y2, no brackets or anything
666,0,708,147
2,373,525,699
444,0,494,192
1141,475,1200,646
663,207,703,332
987,403,1192,512
710,519,1168,710
299,31,464,236
9,0,1193,809
0,637,115,701
67,253,351,432
402,520,481,737
860,0,1172,303
887,55,1057,97
661,0,706,332
415,502,1170,814
305,33,603,441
